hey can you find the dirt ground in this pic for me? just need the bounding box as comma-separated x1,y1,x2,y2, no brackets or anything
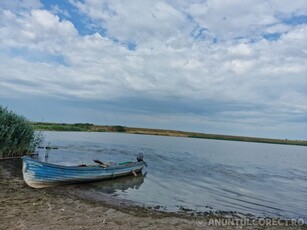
0,160,305,230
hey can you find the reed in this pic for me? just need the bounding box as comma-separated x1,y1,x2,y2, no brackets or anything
0,106,43,158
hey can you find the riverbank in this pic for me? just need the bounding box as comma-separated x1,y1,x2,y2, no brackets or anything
1,160,305,230
0,160,195,230
32,122,307,147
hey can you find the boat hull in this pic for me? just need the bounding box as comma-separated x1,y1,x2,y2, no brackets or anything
22,156,145,188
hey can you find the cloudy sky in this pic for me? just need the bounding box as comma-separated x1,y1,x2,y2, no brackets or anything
0,0,307,139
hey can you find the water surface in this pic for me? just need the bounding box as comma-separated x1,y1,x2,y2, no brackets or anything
37,131,307,220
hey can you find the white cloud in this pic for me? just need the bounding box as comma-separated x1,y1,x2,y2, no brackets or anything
0,9,77,54
185,0,277,40
50,4,71,18
265,24,290,34
224,60,255,75
0,0,42,11
0,0,307,138
228,43,253,57
270,0,307,15
69,0,190,42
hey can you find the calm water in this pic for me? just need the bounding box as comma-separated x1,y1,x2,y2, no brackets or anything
37,131,307,220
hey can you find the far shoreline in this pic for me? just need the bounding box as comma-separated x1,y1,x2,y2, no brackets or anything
32,122,307,147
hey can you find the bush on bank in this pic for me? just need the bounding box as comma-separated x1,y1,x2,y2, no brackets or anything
0,106,43,158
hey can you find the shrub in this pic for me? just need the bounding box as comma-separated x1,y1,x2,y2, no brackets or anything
113,126,126,132
0,106,43,158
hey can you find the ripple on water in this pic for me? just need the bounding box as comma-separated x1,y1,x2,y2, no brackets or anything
37,132,307,221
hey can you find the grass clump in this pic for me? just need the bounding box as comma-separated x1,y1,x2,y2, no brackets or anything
111,126,126,132
0,106,43,158
33,122,93,131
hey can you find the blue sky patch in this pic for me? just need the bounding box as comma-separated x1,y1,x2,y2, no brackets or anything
41,0,108,36
281,14,307,25
125,41,137,51
191,24,208,41
262,32,282,41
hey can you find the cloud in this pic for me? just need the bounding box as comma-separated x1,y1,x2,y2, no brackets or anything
0,0,307,139
69,0,189,42
0,8,78,55
184,0,307,41
0,0,42,11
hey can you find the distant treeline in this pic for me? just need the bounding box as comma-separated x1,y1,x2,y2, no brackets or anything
33,122,94,132
32,122,307,146
33,122,126,132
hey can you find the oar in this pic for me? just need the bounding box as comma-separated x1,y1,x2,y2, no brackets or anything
93,159,109,168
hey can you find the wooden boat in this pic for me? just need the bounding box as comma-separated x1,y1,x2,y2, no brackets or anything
22,155,146,188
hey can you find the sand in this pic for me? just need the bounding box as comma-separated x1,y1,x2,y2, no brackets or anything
0,161,305,230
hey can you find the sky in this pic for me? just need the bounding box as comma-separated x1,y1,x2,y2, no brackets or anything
0,0,307,140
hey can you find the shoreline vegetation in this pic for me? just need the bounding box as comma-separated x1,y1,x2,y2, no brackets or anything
0,106,42,158
32,122,307,147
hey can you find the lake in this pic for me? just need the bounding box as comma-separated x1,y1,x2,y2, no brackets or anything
36,131,307,220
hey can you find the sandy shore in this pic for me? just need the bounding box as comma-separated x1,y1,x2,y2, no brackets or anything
0,160,305,230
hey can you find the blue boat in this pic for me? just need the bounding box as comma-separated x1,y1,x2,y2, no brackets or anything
22,155,146,188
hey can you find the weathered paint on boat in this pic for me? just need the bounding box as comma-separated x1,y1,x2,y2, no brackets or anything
22,156,145,188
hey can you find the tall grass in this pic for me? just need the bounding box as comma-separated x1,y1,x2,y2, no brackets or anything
0,106,43,158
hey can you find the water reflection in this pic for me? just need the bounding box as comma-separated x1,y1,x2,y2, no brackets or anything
88,172,147,194
60,172,148,205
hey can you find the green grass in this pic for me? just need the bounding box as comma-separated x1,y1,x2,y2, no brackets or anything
0,106,43,158
33,122,91,132
32,122,307,146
